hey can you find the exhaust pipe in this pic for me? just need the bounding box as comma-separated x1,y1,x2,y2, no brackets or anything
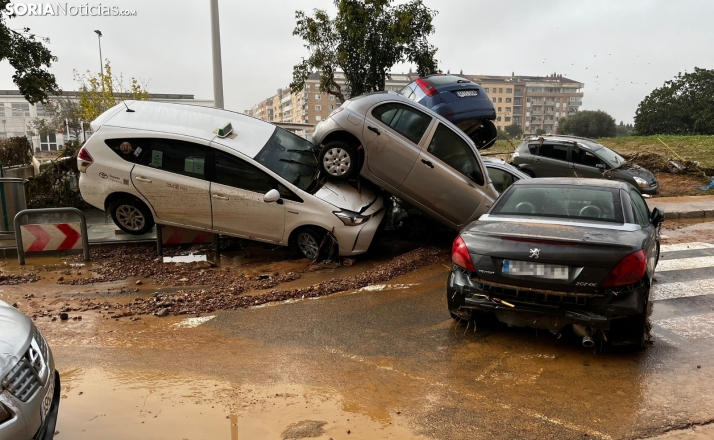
582,336,595,348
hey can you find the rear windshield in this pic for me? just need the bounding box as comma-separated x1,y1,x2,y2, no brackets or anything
424,75,472,86
492,186,623,223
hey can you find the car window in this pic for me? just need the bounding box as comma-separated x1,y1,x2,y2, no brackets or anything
138,138,206,179
527,143,538,154
538,144,569,161
494,186,622,223
487,167,516,193
254,127,320,194
630,189,650,227
371,103,431,144
572,147,604,168
426,123,484,186
104,139,148,163
398,85,415,101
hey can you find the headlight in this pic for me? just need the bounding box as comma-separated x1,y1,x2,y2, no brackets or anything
633,176,649,188
334,210,370,226
0,402,12,424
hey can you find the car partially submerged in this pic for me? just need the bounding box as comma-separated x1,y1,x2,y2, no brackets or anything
447,178,664,350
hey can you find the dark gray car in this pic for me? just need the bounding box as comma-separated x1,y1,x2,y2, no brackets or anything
512,135,659,195
447,178,664,350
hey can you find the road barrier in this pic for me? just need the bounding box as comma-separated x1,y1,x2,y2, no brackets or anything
155,225,219,258
14,208,90,265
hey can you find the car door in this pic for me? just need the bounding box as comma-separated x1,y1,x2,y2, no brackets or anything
210,149,286,242
534,143,571,177
570,145,607,178
362,102,433,190
400,122,487,226
131,137,212,229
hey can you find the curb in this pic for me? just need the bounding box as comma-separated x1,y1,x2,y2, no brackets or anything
664,209,714,220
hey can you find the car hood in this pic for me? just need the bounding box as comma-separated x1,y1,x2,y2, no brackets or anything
0,300,32,380
616,165,656,180
314,181,381,214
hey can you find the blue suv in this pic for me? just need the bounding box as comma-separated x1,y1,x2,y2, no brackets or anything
398,74,497,149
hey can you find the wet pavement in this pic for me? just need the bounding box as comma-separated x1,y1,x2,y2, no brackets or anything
2,222,714,439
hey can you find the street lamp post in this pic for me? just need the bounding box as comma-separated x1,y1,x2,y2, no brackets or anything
94,30,104,77
210,0,224,109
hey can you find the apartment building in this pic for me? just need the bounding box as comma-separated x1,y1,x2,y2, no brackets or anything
246,71,584,135
0,90,213,154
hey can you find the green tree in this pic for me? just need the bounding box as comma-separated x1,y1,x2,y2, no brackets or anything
74,60,149,122
290,0,438,101
0,0,59,103
557,110,616,138
535,128,546,136
634,68,714,135
504,123,523,139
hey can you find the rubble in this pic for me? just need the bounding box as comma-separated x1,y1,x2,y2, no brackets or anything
0,272,40,285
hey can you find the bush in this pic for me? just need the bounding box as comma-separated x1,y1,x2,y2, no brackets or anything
26,141,88,209
0,136,33,167
557,110,617,138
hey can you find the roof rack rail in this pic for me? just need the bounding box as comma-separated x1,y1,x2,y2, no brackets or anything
527,134,598,143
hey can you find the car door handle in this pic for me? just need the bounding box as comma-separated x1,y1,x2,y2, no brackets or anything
212,194,229,201
368,126,380,135
421,159,434,168
135,176,152,183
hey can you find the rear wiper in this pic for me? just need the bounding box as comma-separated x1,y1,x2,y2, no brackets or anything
279,159,317,169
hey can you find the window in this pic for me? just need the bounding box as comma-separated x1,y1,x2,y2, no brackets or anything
104,138,152,163
498,97,502,103
398,85,416,101
506,98,512,103
499,88,503,93
505,117,511,122
329,95,334,100
630,189,650,227
139,138,207,179
371,103,431,144
494,187,622,223
497,107,502,112
11,103,30,116
571,147,604,168
40,133,57,151
315,94,321,100
35,103,46,116
330,105,334,110
538,144,569,161
315,105,321,111
492,98,496,103
506,88,512,93
255,127,320,194
506,107,511,112
497,116,501,122
215,151,276,194
528,144,538,154
487,167,516,193
426,123,484,185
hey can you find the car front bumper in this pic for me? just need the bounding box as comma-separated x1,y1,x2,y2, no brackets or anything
33,371,61,440
447,268,647,332
0,370,60,440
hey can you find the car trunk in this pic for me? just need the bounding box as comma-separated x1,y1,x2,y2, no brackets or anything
461,220,641,294
437,84,491,114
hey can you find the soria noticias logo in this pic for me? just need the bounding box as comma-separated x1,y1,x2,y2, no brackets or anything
3,2,137,16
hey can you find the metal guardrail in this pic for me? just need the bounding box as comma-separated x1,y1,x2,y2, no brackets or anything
14,208,90,265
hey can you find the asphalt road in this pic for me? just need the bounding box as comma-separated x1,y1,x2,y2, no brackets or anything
5,222,714,440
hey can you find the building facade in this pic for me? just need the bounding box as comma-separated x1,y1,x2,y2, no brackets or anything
246,71,584,135
0,90,212,154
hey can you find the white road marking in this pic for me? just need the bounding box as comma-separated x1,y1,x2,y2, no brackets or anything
358,283,420,292
656,255,714,272
660,242,714,252
654,312,714,341
173,315,215,329
651,279,714,301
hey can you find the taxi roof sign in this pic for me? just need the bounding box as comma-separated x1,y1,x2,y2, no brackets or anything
214,122,234,138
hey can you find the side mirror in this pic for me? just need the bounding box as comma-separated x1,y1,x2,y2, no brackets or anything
263,189,281,203
651,207,665,225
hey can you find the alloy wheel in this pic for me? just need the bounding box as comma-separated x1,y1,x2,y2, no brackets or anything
115,204,146,231
297,231,320,260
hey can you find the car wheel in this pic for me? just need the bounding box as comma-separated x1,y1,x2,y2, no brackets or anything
468,119,498,150
522,169,535,178
109,197,155,235
319,141,357,181
295,228,324,260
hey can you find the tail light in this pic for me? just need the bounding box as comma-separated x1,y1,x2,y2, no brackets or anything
415,78,438,97
77,146,93,173
452,236,475,272
601,250,647,287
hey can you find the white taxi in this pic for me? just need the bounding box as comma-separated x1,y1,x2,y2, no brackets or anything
78,101,385,259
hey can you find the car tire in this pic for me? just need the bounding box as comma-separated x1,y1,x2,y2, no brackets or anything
521,169,535,178
109,197,155,235
319,141,358,181
468,119,498,150
295,227,325,260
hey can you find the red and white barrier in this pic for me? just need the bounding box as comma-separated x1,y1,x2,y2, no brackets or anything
160,225,212,245
20,223,83,252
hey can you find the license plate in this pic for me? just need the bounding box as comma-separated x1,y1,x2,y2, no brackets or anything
40,372,55,422
456,90,479,97
502,260,569,280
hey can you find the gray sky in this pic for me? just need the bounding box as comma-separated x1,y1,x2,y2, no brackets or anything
2,0,713,124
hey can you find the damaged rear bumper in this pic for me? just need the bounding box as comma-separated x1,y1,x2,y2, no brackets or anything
447,268,647,332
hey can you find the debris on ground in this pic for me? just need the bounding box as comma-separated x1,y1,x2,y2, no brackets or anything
280,420,327,439
74,247,447,317
0,272,40,285
621,152,710,176
697,176,714,191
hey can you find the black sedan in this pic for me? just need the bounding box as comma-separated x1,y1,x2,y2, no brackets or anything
447,178,664,350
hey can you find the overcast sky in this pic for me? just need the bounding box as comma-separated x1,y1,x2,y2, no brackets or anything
2,0,713,124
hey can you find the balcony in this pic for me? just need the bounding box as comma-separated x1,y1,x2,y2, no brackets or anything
531,110,543,115
545,111,555,115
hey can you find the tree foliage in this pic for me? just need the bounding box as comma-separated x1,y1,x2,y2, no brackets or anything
0,0,59,103
0,136,33,166
616,121,634,137
634,68,714,135
290,0,438,101
557,110,616,138
504,123,523,139
74,60,149,122
27,93,89,140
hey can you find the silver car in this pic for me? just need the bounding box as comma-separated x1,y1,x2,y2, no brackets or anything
0,301,60,440
312,92,499,231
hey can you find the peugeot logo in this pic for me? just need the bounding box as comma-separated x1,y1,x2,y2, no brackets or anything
529,248,540,259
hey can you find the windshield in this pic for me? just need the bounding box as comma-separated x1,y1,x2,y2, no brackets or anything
593,146,626,168
254,127,322,193
492,186,623,223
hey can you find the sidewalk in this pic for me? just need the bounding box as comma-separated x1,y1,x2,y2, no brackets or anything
646,195,714,220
